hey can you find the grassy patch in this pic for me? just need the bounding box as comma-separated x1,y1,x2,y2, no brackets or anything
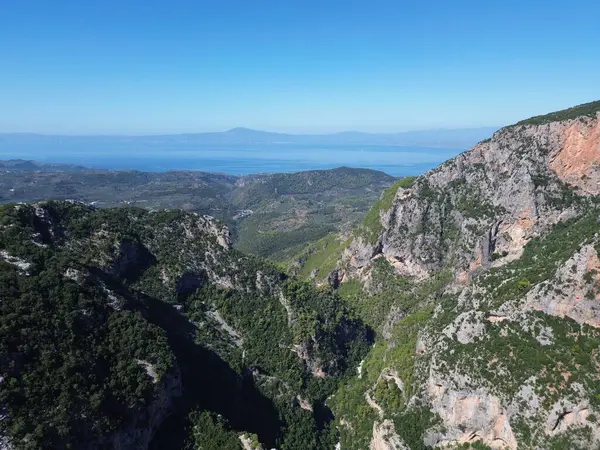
293,233,350,280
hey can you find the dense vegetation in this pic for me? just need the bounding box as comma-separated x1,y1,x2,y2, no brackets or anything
0,268,174,448
513,100,600,127
225,168,395,260
0,201,371,449
230,167,394,204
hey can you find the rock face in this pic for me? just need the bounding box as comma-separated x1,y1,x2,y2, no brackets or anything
425,377,517,450
370,420,408,450
546,402,591,435
342,236,380,276
524,244,600,327
442,311,487,344
548,116,600,195
334,102,600,450
191,213,232,250
342,112,600,283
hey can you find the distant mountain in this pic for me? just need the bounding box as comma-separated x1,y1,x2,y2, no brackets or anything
0,126,498,149
0,163,396,260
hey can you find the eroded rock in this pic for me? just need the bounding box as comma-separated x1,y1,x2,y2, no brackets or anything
370,420,408,450
426,377,517,450
525,244,600,327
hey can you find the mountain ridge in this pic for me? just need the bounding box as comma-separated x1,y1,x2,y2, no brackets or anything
292,101,600,449
0,126,499,149
0,165,397,262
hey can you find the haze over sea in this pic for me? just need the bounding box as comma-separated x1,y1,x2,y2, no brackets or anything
0,142,463,177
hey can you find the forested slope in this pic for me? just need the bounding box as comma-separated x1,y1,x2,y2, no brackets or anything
0,201,371,449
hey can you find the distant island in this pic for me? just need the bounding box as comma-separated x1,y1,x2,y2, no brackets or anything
0,126,498,149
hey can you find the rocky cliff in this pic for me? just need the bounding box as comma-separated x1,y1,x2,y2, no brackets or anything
330,101,600,449
343,107,600,285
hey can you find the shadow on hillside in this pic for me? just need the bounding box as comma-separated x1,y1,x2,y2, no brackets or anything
136,292,282,449
88,268,282,449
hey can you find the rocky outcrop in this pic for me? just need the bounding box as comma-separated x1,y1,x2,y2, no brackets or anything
64,267,84,282
382,306,406,340
292,341,326,378
136,359,160,383
332,103,600,450
0,251,31,274
370,420,408,450
185,213,232,250
379,368,404,392
544,399,600,443
365,391,384,418
548,115,600,195
239,434,265,450
442,311,486,344
295,396,313,412
425,376,517,450
0,436,11,450
341,235,378,277
547,403,590,435
525,244,600,327
207,310,245,347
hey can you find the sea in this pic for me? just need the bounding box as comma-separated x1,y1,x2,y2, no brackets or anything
0,142,464,177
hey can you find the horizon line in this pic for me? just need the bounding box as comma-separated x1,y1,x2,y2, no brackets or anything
0,125,501,138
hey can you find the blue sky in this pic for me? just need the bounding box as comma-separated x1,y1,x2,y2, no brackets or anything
1,0,599,134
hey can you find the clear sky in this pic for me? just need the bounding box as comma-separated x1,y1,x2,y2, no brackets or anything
1,0,599,134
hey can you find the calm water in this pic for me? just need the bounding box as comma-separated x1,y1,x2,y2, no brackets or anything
0,142,464,176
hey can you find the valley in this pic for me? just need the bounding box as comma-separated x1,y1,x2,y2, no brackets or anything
1,100,600,449
0,165,396,261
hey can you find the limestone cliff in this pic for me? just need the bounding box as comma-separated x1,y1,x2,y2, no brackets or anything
341,106,600,286
331,101,600,450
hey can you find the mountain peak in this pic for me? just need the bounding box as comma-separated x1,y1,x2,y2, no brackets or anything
225,127,264,134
